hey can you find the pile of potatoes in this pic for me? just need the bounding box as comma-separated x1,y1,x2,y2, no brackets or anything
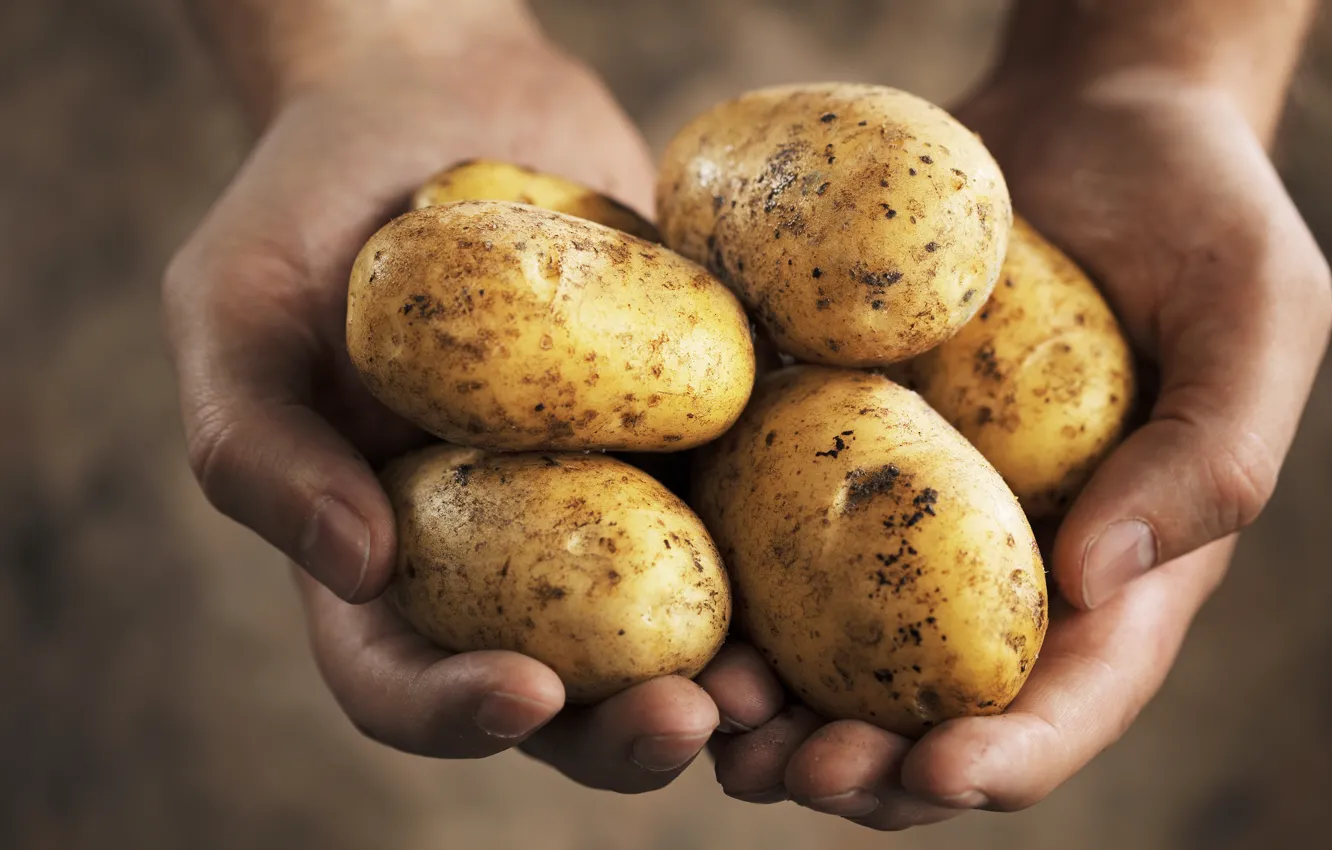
345,84,1135,736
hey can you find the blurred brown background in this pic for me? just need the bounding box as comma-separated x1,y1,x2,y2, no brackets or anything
3,1,1330,848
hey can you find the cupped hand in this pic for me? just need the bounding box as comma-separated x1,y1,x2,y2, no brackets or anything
163,36,717,790
701,72,1331,827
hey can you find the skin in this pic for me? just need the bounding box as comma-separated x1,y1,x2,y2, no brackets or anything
703,0,1332,832
657,84,1012,366
412,159,663,242
346,201,755,452
692,368,1047,738
165,0,1331,823
887,215,1136,519
383,447,730,705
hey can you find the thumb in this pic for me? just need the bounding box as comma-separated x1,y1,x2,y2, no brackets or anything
1053,246,1330,610
167,257,397,603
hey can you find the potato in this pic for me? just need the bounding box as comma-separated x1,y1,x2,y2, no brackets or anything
347,201,756,452
692,367,1046,737
384,444,731,704
413,159,662,243
886,216,1136,518
657,83,1012,367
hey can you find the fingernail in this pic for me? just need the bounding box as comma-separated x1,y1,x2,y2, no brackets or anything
938,790,989,809
716,716,753,735
804,789,881,818
730,785,789,804
474,692,557,739
632,732,712,772
1082,519,1157,609
301,497,370,600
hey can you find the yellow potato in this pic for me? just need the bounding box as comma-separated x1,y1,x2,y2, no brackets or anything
413,159,662,243
384,445,731,704
657,83,1012,367
886,216,1136,518
347,201,756,452
692,367,1046,737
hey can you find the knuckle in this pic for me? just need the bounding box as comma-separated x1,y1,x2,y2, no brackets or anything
185,401,246,511
1204,431,1280,532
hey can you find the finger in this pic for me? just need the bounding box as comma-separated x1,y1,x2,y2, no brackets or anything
784,721,962,830
1055,206,1331,609
902,537,1233,811
713,706,823,803
298,571,565,757
695,643,788,734
520,676,719,794
165,251,396,602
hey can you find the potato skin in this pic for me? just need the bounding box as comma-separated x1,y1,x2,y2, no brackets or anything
413,159,662,243
384,445,731,704
692,367,1046,737
347,201,756,452
886,216,1136,518
657,83,1012,367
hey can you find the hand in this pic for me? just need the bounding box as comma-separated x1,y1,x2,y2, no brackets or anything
163,31,717,790
700,72,1331,828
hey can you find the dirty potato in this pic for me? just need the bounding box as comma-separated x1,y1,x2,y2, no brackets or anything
692,367,1046,737
347,201,756,452
657,83,1012,367
887,216,1136,518
413,159,662,242
384,445,731,704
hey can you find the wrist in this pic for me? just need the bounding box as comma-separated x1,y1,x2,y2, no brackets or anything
262,1,547,124
985,0,1315,143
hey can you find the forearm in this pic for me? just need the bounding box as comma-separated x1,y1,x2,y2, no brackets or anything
995,0,1319,139
180,0,541,124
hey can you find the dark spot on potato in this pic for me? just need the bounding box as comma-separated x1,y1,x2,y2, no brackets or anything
827,156,836,164
975,343,1002,380
533,403,545,412
856,267,904,288
1004,277,1015,288
874,669,895,684
455,380,485,394
925,241,939,253
815,435,847,459
879,179,889,187
977,406,994,425
827,338,841,352
962,289,976,303
812,267,823,278
871,300,885,310
454,464,474,486
663,434,684,443
618,629,626,636
919,155,934,165
533,580,567,604
820,112,837,123
979,310,990,320
765,431,777,446
540,456,560,468
816,298,831,311
858,120,869,126
916,689,942,719
403,560,417,579
844,465,901,511
816,181,830,196
712,195,725,213
978,699,996,709
909,168,917,176
607,568,621,583
881,204,898,219
620,411,642,429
